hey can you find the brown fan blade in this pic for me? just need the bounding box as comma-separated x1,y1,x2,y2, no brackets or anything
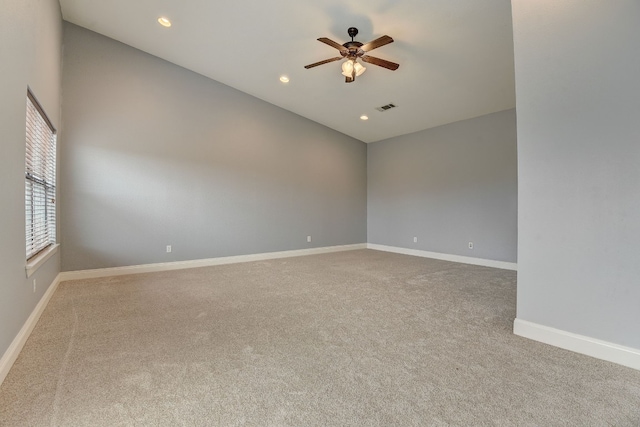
361,55,400,70
360,35,394,52
318,37,348,52
304,57,343,69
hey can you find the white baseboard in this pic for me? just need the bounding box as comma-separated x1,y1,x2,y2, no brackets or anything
0,273,62,387
59,243,368,281
367,243,517,271
514,318,640,371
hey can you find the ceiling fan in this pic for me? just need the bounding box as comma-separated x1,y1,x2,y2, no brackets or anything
304,27,399,83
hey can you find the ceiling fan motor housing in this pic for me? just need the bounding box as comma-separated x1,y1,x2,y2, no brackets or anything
342,42,364,60
343,28,364,59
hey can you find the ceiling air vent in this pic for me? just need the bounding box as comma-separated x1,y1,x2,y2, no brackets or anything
376,103,397,112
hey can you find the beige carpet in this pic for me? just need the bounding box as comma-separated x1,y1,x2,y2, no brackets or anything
1,249,639,426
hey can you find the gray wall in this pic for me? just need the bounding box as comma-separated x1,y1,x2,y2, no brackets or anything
60,24,367,271
512,1,640,348
367,109,518,263
0,0,62,358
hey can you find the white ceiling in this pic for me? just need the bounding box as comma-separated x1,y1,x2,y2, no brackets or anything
59,0,515,143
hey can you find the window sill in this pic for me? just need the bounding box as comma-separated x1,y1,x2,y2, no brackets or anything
26,244,59,278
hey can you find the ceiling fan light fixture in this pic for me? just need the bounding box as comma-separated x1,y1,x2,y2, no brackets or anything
304,28,399,84
341,60,354,77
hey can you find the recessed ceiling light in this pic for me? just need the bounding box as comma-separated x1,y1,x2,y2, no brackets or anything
157,17,172,27
360,115,369,121
279,75,290,83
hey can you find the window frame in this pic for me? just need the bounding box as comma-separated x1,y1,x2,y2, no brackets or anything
25,89,58,277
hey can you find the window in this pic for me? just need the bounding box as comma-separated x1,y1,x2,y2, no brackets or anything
25,90,57,261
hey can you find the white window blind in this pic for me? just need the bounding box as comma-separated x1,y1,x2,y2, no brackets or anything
25,90,57,260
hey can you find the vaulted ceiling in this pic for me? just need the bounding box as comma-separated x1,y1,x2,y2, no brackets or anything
59,0,515,143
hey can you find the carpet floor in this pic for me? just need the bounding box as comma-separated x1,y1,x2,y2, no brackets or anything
1,249,639,426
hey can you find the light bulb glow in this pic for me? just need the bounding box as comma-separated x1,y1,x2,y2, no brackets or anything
360,115,369,121
158,17,172,27
279,75,289,83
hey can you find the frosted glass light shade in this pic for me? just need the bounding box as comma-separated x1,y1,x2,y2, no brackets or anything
353,62,366,76
341,60,354,77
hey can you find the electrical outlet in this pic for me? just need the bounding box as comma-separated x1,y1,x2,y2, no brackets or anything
166,245,172,253
413,237,418,243
33,279,36,293
468,242,474,249
307,236,312,243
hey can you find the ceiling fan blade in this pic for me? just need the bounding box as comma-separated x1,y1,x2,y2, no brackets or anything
360,35,394,52
361,55,400,70
304,57,343,69
318,37,348,52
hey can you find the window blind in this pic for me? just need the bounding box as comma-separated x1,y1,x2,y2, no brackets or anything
25,90,57,260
